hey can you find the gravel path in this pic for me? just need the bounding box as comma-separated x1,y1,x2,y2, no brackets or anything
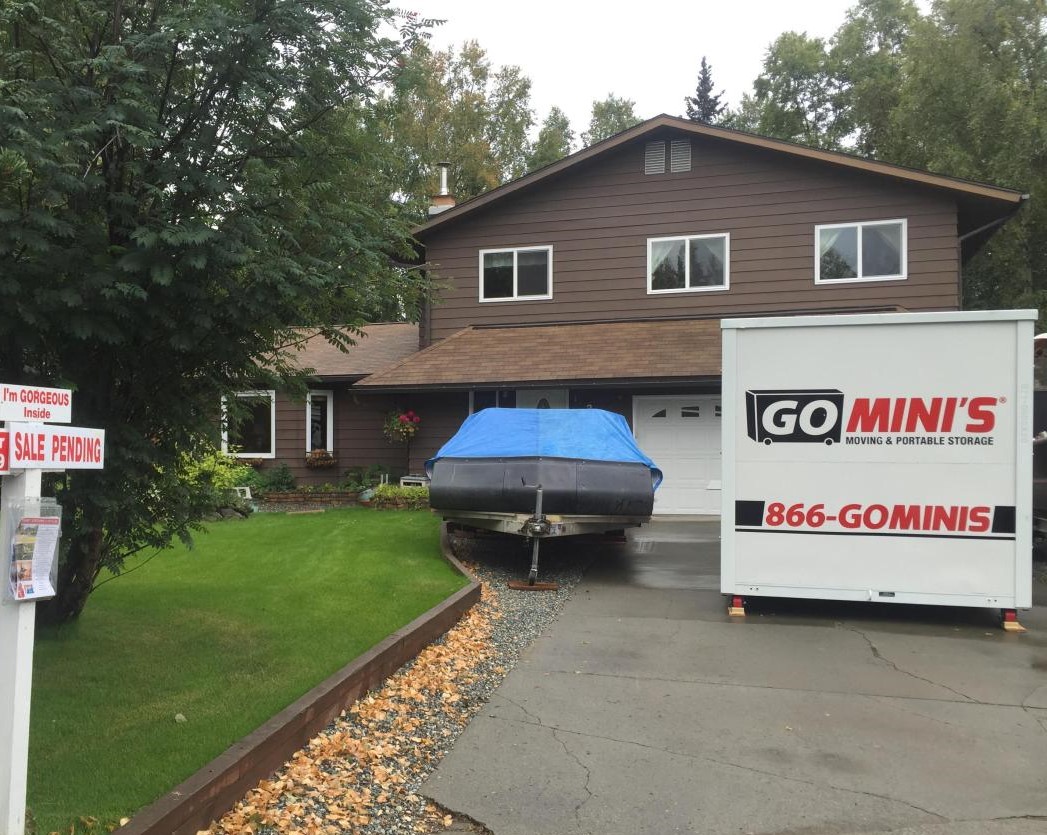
208,530,598,835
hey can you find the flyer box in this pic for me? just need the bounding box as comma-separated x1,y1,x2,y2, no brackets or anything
4,498,62,603
721,310,1036,610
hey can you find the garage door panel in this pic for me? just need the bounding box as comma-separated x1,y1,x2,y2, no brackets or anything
635,395,722,515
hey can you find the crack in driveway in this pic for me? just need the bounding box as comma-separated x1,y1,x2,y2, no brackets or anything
843,626,979,703
537,668,1032,710
551,728,594,821
481,713,947,823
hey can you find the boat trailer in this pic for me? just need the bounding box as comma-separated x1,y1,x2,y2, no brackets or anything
439,485,647,589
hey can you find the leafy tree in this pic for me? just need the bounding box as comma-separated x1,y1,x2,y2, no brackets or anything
879,0,1047,314
526,106,575,171
829,0,920,156
0,0,431,621
730,32,848,148
382,40,534,211
684,56,726,123
581,94,641,146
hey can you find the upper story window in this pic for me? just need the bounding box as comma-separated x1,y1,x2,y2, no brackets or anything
221,390,276,458
479,246,553,302
816,219,906,284
647,233,729,294
306,390,334,453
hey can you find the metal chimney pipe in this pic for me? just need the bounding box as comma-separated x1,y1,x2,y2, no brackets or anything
437,162,450,196
429,162,456,217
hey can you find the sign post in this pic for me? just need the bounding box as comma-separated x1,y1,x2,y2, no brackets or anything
0,468,41,835
0,385,104,834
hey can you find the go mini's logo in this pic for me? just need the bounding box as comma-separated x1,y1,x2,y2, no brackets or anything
745,389,1000,445
746,390,844,445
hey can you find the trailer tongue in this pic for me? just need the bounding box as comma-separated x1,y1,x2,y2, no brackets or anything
427,408,662,587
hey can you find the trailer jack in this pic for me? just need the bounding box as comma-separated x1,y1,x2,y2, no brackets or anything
508,486,559,591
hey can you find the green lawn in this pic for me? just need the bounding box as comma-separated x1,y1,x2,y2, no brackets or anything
27,509,465,834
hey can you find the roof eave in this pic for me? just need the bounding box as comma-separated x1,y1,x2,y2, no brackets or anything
354,374,724,393
411,114,1024,238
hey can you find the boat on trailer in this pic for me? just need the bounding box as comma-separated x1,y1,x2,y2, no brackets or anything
426,408,662,586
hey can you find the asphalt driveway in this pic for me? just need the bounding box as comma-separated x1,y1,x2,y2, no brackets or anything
424,520,1047,835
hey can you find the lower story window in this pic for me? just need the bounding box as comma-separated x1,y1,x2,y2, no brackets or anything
222,390,276,458
470,390,517,413
306,390,334,452
648,233,729,293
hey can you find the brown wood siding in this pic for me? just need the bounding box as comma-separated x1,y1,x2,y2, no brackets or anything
405,392,469,474
264,389,469,484
267,389,401,485
421,136,960,343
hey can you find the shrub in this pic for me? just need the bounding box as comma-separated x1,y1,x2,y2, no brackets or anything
180,449,255,514
372,484,429,510
341,464,391,492
258,463,296,493
182,449,255,493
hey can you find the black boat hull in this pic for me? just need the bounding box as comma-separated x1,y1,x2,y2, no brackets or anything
429,457,656,517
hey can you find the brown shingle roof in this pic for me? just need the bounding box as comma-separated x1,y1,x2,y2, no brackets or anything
287,324,419,378
356,320,722,389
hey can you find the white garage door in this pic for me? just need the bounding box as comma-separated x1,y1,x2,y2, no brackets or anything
633,395,722,515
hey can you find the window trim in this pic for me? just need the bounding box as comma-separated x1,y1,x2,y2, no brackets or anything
814,218,907,285
305,389,335,453
478,245,554,303
221,389,277,458
646,233,730,295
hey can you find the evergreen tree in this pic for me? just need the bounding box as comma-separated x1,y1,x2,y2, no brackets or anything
526,107,575,171
684,56,726,123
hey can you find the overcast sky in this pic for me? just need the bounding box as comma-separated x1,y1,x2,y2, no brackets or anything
419,0,869,139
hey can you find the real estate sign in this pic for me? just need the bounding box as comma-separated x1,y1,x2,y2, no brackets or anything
0,384,72,424
721,310,1036,610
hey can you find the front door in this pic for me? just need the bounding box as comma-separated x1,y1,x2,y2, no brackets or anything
517,388,568,409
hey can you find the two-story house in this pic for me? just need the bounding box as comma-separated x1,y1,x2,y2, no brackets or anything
233,115,1025,514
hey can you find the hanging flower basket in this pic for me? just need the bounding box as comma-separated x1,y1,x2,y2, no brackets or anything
382,409,421,444
305,449,338,469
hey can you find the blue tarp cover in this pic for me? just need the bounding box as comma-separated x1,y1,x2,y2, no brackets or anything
427,408,662,487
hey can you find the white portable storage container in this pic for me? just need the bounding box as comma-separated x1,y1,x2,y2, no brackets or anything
721,310,1036,611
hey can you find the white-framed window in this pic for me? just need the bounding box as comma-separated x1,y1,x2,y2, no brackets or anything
221,390,276,458
815,219,907,284
647,233,729,294
479,246,553,302
469,390,516,413
305,390,334,453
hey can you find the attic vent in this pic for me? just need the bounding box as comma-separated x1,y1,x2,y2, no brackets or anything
670,139,692,172
644,141,666,175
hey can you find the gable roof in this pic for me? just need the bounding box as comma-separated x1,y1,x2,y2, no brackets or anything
413,115,1024,251
355,319,724,390
286,323,418,381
